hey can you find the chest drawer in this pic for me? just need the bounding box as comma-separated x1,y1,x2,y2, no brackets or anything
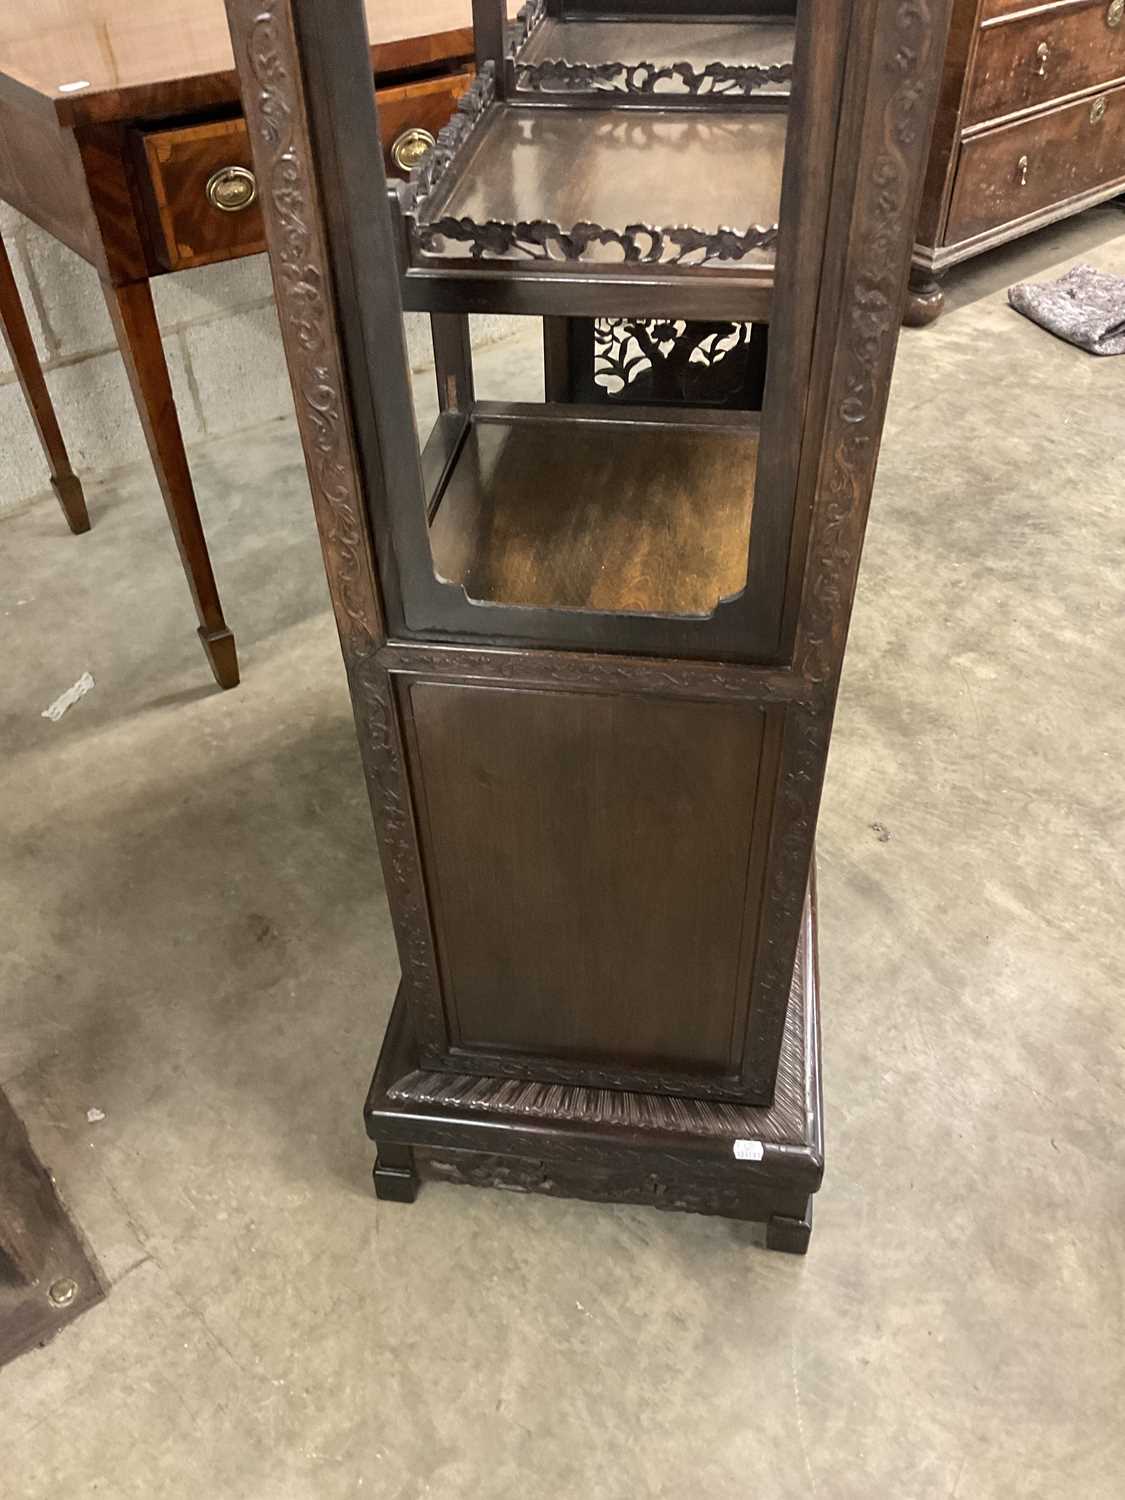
980,0,1043,16
947,81,1125,244
140,71,472,272
967,0,1125,126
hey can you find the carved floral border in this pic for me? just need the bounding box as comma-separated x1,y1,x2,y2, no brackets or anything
236,0,449,1056
507,0,794,99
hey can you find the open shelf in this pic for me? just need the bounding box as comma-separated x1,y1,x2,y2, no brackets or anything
511,10,795,99
426,404,758,616
428,105,783,267
394,63,789,318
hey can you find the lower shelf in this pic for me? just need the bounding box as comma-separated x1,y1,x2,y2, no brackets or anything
364,888,823,1251
427,404,759,616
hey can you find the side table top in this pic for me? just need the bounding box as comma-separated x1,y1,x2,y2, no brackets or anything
0,0,479,125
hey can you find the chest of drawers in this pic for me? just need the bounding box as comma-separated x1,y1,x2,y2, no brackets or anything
908,0,1125,324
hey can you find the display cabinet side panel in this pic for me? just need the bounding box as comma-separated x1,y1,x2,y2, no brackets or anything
402,678,772,1085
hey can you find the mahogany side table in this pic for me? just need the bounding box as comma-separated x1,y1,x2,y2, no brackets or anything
0,0,478,687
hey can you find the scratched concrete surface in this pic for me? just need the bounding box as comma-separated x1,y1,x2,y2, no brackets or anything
1,208,1123,1498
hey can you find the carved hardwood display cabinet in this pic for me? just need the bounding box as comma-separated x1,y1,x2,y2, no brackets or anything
226,0,951,1253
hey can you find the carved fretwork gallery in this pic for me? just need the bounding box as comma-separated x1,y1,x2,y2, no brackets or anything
224,0,952,1253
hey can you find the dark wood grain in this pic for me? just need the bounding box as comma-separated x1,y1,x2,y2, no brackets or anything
0,228,89,533
389,874,814,1136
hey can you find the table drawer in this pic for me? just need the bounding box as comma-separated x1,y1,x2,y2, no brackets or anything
140,71,472,272
967,0,1125,126
947,81,1125,244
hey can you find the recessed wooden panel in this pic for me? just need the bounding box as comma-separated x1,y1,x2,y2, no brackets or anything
408,681,768,1076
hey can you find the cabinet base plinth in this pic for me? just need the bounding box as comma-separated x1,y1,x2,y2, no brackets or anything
366,897,824,1252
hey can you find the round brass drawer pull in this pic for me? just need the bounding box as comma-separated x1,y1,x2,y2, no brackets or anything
391,127,436,173
205,165,258,212
1108,0,1124,29
1091,96,1108,124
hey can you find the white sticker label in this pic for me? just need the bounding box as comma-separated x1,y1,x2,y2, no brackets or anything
733,1138,765,1162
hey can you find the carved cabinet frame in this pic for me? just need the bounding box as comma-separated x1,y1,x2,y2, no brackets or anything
225,0,950,1108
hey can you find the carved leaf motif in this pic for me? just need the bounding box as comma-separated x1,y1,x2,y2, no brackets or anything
515,56,794,97
593,318,752,400
418,215,779,268
802,0,937,690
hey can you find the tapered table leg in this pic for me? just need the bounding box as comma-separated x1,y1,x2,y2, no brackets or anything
104,278,239,689
0,230,90,535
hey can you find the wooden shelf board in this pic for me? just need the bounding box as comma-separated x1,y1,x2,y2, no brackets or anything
427,404,759,616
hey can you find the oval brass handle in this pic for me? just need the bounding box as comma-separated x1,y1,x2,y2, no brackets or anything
1017,153,1030,187
1034,40,1050,76
1091,95,1108,124
391,127,436,174
205,165,257,212
1108,0,1124,29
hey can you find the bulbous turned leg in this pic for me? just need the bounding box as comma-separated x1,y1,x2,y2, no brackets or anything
373,1142,418,1203
903,267,945,328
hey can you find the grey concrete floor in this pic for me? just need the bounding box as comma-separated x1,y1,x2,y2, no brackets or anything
2,210,1124,1499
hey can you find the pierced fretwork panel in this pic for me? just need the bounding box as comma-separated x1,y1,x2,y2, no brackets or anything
568,318,769,410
